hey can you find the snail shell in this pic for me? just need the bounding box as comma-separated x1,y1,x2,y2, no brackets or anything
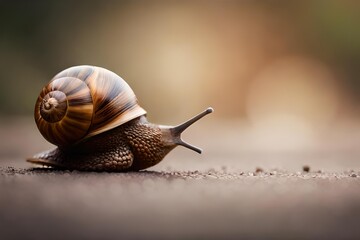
35,65,146,147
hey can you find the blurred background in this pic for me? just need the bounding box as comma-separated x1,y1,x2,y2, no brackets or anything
0,0,360,169
2,3,360,239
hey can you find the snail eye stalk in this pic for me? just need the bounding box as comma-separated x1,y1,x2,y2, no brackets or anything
171,107,214,153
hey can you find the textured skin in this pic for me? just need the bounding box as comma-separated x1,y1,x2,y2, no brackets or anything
125,119,175,171
30,145,133,171
29,117,175,171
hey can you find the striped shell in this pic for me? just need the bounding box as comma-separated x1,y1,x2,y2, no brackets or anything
35,65,147,147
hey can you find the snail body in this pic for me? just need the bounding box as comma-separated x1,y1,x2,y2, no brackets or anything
27,65,213,171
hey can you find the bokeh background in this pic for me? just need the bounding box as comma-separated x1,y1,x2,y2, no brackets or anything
0,0,360,166
2,2,360,239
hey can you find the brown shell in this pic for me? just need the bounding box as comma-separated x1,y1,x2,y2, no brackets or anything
34,65,147,147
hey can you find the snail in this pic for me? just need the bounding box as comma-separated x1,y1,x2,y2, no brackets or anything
27,65,213,171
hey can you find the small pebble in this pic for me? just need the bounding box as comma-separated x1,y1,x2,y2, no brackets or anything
255,167,263,173
351,173,357,178
303,165,310,172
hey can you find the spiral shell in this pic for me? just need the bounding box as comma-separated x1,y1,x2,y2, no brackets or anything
35,65,147,147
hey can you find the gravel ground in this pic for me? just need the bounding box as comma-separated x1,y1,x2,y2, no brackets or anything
1,118,360,239
1,167,360,240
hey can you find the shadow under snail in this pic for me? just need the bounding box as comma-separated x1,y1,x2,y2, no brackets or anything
27,65,213,171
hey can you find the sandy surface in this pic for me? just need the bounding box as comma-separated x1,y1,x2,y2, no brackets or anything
1,117,360,239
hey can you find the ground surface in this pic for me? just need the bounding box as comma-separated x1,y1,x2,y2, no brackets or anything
1,118,360,239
